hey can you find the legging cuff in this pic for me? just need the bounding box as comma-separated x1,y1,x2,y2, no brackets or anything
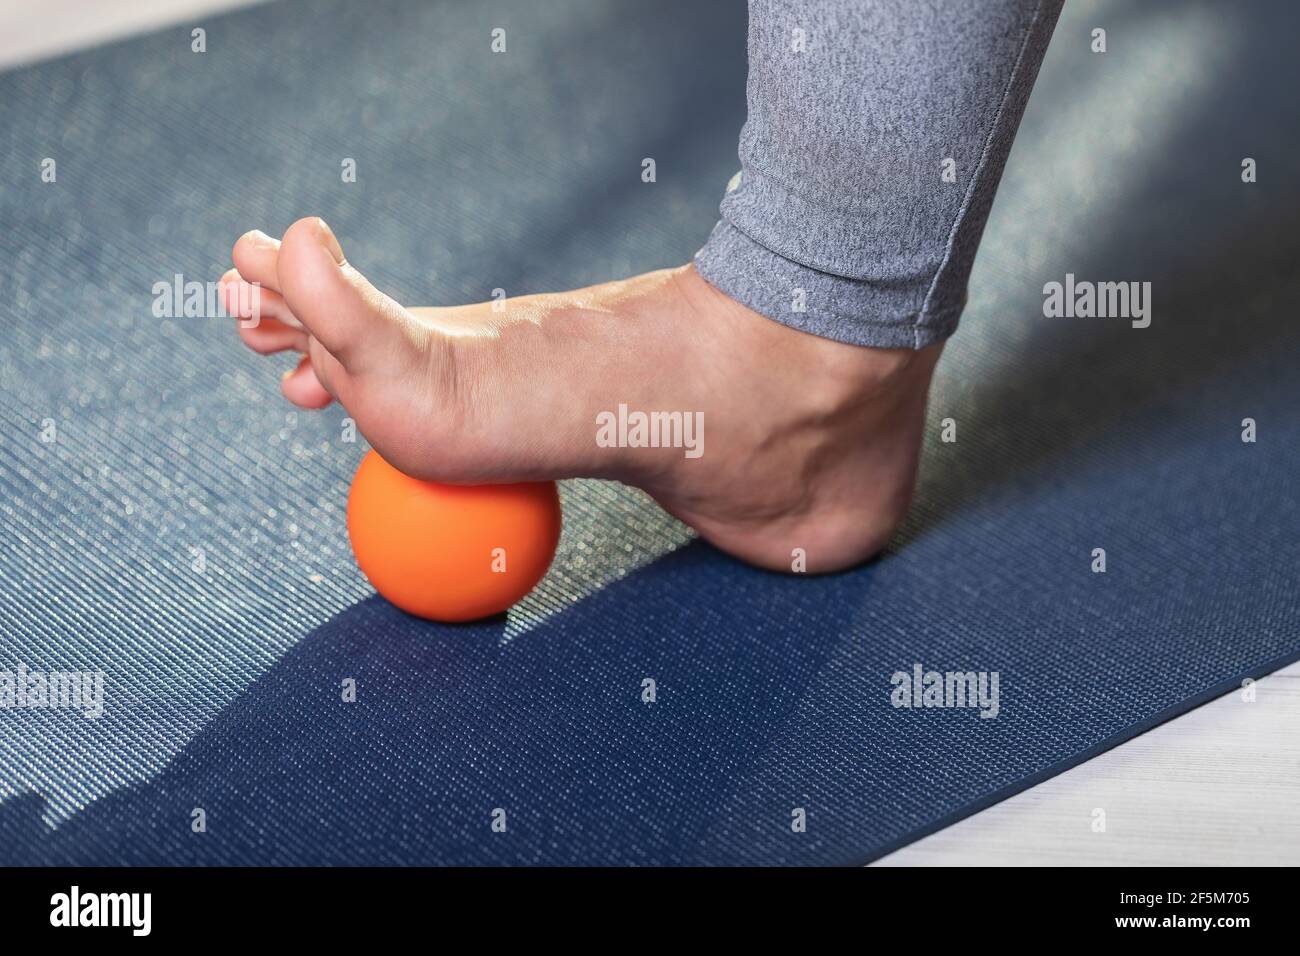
694,217,962,350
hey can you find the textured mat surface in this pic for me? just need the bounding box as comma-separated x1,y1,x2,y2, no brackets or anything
1,0,1297,865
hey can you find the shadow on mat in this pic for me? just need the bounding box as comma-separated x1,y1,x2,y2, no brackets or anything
0,541,859,865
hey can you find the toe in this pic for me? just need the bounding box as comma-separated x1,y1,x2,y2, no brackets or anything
275,217,411,371
238,317,308,355
280,355,334,409
231,229,284,293
219,273,304,332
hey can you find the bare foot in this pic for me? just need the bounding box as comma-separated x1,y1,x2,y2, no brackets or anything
221,218,942,572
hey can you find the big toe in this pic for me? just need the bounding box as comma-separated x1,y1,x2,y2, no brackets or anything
276,217,412,372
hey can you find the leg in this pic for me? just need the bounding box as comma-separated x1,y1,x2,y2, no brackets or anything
698,0,1063,349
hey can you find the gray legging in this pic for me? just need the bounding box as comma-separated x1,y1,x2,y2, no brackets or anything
695,0,1064,349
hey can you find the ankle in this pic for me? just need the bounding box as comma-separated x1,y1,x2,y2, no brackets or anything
683,263,939,412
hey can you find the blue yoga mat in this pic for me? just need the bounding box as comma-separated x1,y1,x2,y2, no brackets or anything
1,0,1297,865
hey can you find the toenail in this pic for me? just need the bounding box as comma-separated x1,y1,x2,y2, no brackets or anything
314,219,345,264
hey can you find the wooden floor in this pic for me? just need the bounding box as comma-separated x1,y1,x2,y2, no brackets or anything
0,0,268,71
6,0,1298,867
876,661,1300,866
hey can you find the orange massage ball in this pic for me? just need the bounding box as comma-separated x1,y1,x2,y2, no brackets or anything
346,450,562,622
